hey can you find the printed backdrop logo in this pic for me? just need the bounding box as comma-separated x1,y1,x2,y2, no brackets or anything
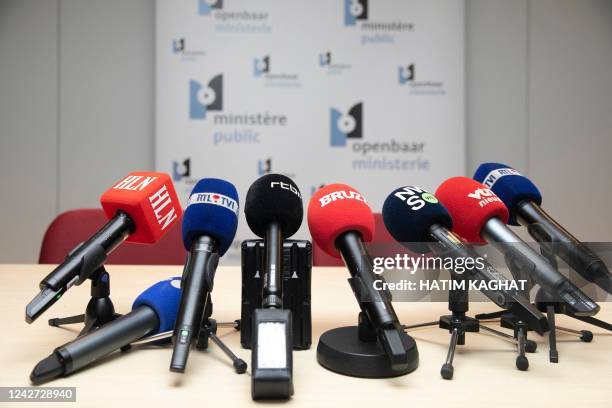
172,158,191,181
172,37,205,59
319,51,331,66
189,74,223,119
258,158,272,175
330,102,363,147
253,55,271,77
319,51,352,74
173,38,185,54
344,0,368,26
398,64,415,84
198,0,223,15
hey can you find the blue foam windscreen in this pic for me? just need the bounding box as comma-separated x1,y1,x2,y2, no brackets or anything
382,186,453,253
132,277,182,334
182,178,239,256
473,163,542,225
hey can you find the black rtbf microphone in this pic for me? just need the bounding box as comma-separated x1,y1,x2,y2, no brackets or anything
474,163,612,294
382,186,549,334
170,179,239,373
30,278,181,384
244,174,303,400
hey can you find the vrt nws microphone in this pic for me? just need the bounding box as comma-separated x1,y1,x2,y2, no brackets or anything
436,177,599,317
30,277,182,384
308,184,413,372
170,179,239,373
244,174,303,400
382,186,548,333
474,163,612,294
26,172,182,323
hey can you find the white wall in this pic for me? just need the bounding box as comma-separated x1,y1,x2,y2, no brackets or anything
0,0,611,262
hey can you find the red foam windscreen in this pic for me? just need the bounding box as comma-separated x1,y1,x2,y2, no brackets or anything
100,172,183,244
307,183,374,258
435,176,509,244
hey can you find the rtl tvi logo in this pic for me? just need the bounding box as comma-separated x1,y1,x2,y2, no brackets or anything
253,55,270,77
330,102,363,147
198,0,223,15
344,0,368,26
398,64,415,84
190,74,223,119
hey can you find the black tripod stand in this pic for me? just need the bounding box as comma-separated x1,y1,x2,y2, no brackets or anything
48,265,121,337
404,274,538,379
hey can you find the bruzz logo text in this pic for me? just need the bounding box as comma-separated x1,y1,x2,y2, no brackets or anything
344,0,368,26
393,186,438,211
190,74,223,119
330,102,363,147
319,190,366,207
198,0,223,16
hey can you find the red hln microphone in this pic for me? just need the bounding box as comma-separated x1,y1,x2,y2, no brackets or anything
26,172,182,323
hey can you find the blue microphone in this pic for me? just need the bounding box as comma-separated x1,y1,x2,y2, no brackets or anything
30,278,182,384
474,163,612,294
170,178,239,373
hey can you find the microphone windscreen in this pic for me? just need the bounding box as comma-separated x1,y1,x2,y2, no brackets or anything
435,177,509,244
100,172,183,244
182,178,239,256
473,163,542,225
244,174,303,238
132,277,182,334
307,184,374,258
382,186,452,253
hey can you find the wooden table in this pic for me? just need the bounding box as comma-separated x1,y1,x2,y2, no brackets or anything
1,265,610,407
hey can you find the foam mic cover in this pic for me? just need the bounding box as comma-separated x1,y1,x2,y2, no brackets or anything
435,177,509,244
100,172,182,243
382,186,453,253
244,173,303,238
182,178,239,256
473,163,542,225
131,277,182,334
307,184,374,258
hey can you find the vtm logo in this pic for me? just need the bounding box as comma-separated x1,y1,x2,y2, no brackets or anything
344,0,368,26
253,55,270,77
330,102,363,147
394,186,438,211
468,187,502,207
398,64,415,84
190,74,223,119
319,190,366,207
172,158,191,181
198,0,223,15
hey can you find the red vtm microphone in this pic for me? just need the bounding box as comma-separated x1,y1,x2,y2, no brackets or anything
26,172,182,323
435,177,599,317
308,184,418,378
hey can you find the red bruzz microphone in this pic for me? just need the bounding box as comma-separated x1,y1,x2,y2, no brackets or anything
435,177,599,318
308,184,418,377
26,172,182,323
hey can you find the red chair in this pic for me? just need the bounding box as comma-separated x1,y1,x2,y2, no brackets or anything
312,214,405,266
39,209,186,265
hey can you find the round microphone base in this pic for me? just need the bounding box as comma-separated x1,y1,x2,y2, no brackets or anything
317,326,419,378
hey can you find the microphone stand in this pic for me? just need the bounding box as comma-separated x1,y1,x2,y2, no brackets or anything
404,271,538,379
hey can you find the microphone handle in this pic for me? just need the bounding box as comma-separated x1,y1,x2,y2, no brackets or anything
517,201,612,294
335,231,400,326
41,212,134,290
57,306,158,374
481,217,599,316
262,221,283,308
170,235,218,373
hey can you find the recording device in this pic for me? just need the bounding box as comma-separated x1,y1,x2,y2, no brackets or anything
244,174,303,400
170,179,239,373
26,172,182,323
308,184,418,378
435,177,599,317
474,163,612,294
382,185,548,333
30,278,182,384
240,239,312,350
